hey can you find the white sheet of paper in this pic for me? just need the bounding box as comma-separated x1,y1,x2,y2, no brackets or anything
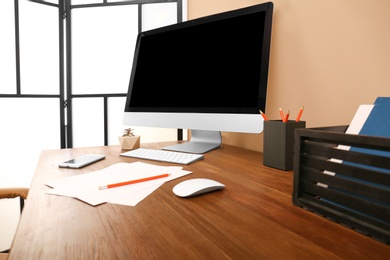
45,162,191,206
322,104,374,181
107,183,163,206
344,104,374,135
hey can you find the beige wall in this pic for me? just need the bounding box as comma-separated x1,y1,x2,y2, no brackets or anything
188,0,390,152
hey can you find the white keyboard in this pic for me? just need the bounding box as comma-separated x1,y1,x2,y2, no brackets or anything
120,148,204,165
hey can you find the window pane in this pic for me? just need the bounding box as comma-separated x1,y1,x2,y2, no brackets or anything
72,98,104,148
71,0,97,4
72,5,138,95
44,0,58,4
0,98,60,186
0,0,16,94
142,3,178,31
107,97,126,145
19,1,59,95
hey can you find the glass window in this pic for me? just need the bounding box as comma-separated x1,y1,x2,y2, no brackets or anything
72,5,138,95
72,98,104,147
0,98,60,186
108,96,127,145
19,0,59,95
142,3,179,31
0,0,16,94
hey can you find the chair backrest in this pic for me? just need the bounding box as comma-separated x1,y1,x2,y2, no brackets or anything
0,187,29,255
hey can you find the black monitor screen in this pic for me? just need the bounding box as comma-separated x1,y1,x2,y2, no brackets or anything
125,2,273,114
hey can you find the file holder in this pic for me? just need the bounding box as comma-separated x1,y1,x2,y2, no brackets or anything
293,125,390,244
263,120,306,170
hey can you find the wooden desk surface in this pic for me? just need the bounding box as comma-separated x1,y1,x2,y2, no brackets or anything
9,143,389,259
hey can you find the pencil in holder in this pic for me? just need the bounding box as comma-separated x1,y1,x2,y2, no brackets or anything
263,120,306,170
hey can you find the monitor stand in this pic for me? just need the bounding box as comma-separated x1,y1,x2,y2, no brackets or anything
163,130,222,154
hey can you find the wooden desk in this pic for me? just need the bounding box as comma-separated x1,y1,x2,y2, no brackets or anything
9,143,389,259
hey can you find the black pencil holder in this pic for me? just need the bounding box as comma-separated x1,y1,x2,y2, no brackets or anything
263,120,306,170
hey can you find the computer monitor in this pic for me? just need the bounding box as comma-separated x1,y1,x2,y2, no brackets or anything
123,2,274,154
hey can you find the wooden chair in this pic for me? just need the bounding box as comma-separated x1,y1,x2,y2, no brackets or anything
0,187,29,259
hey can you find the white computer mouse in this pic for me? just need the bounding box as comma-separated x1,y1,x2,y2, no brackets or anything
172,178,225,198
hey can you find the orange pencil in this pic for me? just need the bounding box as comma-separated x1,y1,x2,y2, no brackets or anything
260,110,268,121
284,110,290,122
295,106,304,122
98,173,170,190
279,107,285,122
